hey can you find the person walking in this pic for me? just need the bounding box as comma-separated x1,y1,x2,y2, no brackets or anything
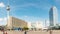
3,30,5,34
50,30,52,34
5,31,7,34
24,31,27,34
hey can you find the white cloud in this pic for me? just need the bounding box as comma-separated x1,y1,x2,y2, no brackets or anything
0,2,5,8
0,17,7,25
0,18,3,22
0,17,7,21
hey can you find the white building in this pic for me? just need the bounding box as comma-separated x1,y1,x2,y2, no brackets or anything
27,21,43,30
49,6,58,26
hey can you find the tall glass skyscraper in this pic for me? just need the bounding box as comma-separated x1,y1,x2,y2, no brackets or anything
49,6,58,26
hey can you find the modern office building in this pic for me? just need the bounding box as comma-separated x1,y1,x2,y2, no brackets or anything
49,6,58,27
7,16,27,29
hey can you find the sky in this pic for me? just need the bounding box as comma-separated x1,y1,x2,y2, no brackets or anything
0,0,60,25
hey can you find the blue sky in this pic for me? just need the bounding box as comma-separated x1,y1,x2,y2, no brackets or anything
0,0,60,25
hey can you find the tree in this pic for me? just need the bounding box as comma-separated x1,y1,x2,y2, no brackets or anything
23,26,29,31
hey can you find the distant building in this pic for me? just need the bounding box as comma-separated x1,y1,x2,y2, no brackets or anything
7,16,27,30
49,6,58,27
28,21,43,30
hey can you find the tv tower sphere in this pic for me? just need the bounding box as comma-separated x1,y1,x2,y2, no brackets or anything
6,5,10,11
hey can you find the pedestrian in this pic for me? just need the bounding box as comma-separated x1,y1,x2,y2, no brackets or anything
24,31,27,34
50,30,52,34
3,31,5,34
5,31,7,34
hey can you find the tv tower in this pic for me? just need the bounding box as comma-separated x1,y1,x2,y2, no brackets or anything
6,0,10,29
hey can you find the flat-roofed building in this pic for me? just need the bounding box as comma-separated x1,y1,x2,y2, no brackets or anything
27,21,43,30
7,16,27,29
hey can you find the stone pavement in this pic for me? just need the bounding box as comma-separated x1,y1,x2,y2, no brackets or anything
0,30,60,34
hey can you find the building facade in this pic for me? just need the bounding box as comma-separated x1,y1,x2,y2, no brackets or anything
7,16,27,29
49,6,58,27
28,21,43,30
